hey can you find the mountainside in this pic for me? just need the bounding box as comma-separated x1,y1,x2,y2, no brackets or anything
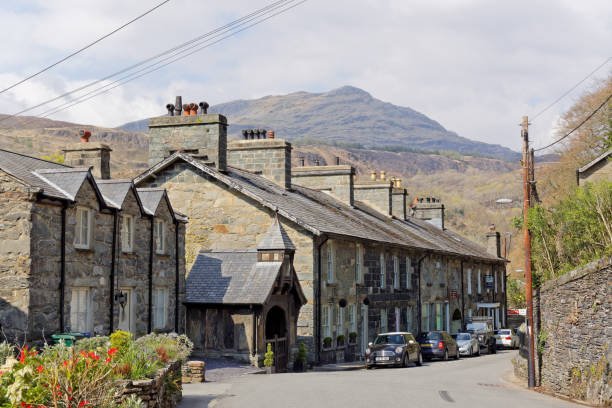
120,86,520,161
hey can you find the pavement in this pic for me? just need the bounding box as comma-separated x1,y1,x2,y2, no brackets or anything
179,350,583,408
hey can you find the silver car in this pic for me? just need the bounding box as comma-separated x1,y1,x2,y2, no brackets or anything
454,332,480,357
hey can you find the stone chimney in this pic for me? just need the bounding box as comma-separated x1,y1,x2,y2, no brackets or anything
486,224,501,258
412,197,445,229
391,179,407,220
292,160,355,206
354,172,393,216
227,129,292,189
148,96,227,170
63,130,112,179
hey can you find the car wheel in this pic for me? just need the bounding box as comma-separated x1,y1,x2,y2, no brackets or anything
455,349,460,360
443,349,449,361
491,344,497,354
402,354,409,368
366,365,372,370
416,352,423,366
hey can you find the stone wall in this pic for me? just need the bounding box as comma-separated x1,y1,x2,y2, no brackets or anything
118,359,182,408
513,256,611,406
579,156,611,185
291,166,354,206
354,182,392,216
0,170,35,341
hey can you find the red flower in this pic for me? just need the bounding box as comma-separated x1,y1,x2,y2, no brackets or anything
37,365,43,373
107,348,118,356
105,358,111,363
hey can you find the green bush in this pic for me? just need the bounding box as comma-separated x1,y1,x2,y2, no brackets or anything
348,332,357,343
323,337,332,348
337,335,345,346
295,342,307,363
0,342,13,366
110,330,133,355
264,344,274,367
75,335,110,353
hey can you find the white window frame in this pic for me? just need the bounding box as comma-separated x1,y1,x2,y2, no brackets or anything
152,287,168,329
322,305,331,339
380,252,386,288
121,214,134,253
348,304,356,333
155,219,166,255
393,255,400,289
394,307,400,332
380,309,388,333
74,207,92,249
327,242,334,284
406,256,412,289
70,287,92,333
356,244,363,284
467,268,472,294
494,270,498,293
501,271,505,293
477,269,482,294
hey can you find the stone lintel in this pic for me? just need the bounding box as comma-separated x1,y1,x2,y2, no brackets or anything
292,165,354,176
63,142,111,152
227,139,291,151
354,182,392,190
148,114,227,128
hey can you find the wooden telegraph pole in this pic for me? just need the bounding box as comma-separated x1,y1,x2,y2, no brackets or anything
521,116,536,388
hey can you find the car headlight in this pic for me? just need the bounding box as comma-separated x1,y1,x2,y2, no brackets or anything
478,335,484,341
365,348,371,355
395,347,403,354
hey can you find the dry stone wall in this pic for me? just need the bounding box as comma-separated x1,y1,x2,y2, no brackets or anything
117,359,182,408
513,256,611,406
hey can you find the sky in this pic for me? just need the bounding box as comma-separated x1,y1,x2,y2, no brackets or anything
0,0,610,152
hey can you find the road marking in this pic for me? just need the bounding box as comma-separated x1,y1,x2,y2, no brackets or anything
438,390,455,403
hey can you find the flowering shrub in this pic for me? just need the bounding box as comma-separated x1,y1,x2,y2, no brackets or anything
0,332,193,408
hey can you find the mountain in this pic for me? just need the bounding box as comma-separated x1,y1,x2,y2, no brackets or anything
120,86,520,161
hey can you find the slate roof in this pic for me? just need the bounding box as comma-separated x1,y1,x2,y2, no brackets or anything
96,179,135,209
578,149,611,173
257,215,296,251
135,153,505,263
186,250,283,304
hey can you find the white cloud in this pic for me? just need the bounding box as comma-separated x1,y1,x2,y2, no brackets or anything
0,0,610,152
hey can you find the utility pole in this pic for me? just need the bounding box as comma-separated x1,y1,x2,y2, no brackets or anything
521,116,536,388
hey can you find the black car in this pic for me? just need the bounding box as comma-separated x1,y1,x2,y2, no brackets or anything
365,332,423,368
418,331,460,361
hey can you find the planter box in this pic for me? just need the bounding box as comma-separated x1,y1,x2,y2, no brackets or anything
117,359,182,408
320,348,336,364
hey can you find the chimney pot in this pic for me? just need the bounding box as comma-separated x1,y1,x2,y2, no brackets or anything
242,129,248,139
380,171,386,180
189,103,198,115
396,178,402,188
198,101,209,114
370,171,377,180
166,103,175,116
489,224,496,232
335,156,340,165
79,129,91,143
248,129,255,139
175,96,182,115
299,157,305,166
259,129,267,139
268,130,275,139
182,104,189,115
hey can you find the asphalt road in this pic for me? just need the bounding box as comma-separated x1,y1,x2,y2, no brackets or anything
181,350,582,408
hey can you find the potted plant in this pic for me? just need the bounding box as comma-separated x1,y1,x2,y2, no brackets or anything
336,335,346,348
323,337,333,349
348,332,357,344
264,343,274,374
294,342,307,372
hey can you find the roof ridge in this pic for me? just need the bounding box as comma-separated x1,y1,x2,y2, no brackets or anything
35,167,90,174
0,148,70,168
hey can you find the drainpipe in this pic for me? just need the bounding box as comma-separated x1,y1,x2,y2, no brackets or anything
109,210,118,334
415,254,428,336
315,235,329,364
59,203,67,332
148,216,154,334
460,260,465,331
174,221,180,333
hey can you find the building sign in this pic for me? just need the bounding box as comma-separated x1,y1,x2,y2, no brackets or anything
450,290,457,299
485,275,494,289
507,309,526,316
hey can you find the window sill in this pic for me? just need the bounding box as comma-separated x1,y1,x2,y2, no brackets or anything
326,282,337,287
155,251,170,257
74,245,92,251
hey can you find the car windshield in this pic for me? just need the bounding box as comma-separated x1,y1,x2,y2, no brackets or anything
374,334,405,345
467,323,486,331
456,333,471,341
500,330,511,335
418,332,441,341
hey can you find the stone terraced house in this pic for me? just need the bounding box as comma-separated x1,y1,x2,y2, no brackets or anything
0,141,186,343
134,103,508,365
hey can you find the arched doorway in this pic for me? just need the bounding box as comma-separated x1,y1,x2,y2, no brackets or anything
451,309,462,333
265,306,288,371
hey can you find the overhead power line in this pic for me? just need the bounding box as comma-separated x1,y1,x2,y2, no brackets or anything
533,92,612,152
530,56,612,121
0,0,170,95
0,0,297,124
38,0,307,119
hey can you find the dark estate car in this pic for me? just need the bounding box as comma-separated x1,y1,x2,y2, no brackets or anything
365,332,423,368
418,331,459,361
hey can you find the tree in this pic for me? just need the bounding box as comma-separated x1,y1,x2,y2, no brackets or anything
507,278,526,308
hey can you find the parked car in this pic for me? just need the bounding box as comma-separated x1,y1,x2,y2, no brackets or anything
453,332,480,357
365,332,423,369
496,328,519,349
417,331,459,361
466,317,496,354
